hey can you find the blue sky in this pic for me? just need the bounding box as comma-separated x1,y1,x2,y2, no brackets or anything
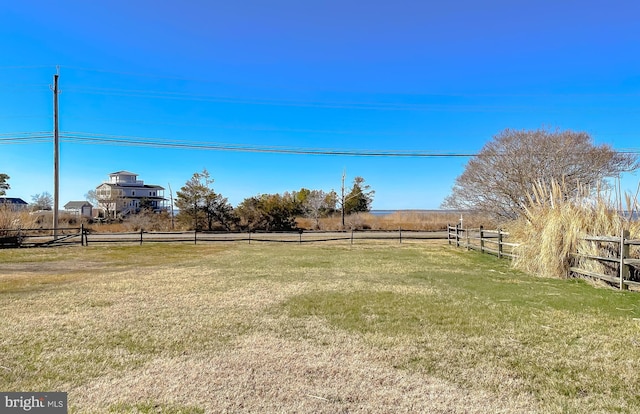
1,0,639,209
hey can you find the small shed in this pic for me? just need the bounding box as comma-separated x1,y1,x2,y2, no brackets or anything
64,201,93,218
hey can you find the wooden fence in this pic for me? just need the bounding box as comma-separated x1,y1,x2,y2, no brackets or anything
0,226,447,248
569,231,640,291
447,224,517,258
447,224,640,291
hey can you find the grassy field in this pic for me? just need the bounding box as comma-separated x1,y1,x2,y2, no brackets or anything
1,242,640,413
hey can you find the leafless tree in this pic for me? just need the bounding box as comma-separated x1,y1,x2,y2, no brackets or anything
303,189,332,230
30,192,53,211
442,128,638,221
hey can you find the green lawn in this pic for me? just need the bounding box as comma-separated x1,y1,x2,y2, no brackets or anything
1,242,639,413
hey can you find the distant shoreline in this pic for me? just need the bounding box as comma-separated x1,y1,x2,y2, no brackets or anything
369,209,470,216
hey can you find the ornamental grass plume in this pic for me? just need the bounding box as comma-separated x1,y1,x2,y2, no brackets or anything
509,180,640,280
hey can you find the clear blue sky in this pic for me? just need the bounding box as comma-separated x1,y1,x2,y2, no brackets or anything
1,0,639,209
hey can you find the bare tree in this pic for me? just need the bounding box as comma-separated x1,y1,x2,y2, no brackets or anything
30,192,53,211
85,190,98,207
303,189,333,230
442,128,638,221
94,186,124,219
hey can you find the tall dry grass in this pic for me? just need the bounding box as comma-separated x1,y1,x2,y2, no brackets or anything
0,208,38,235
297,211,493,231
509,180,640,280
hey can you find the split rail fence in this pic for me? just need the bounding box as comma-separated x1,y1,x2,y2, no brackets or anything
447,224,517,259
0,226,446,248
447,224,640,291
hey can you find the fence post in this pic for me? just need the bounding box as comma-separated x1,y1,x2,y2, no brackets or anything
455,224,460,247
399,227,402,244
466,227,470,251
194,230,197,245
351,229,354,245
479,226,484,253
80,224,84,247
498,229,503,259
447,224,451,245
140,228,143,245
248,231,251,244
620,229,630,290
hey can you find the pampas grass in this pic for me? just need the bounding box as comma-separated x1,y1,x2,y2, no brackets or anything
509,180,640,280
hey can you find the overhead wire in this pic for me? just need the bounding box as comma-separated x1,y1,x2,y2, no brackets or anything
2,66,640,156
62,85,637,113
2,130,640,156
63,131,640,157
0,131,52,144
59,131,477,157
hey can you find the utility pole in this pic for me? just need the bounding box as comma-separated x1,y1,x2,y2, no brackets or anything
51,68,60,238
341,170,346,230
168,183,175,230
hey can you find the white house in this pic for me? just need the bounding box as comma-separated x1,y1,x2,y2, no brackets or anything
95,171,166,217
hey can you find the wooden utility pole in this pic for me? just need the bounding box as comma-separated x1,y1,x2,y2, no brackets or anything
52,69,60,238
341,170,346,230
168,183,175,230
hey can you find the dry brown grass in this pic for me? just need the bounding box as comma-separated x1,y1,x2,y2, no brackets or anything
0,208,38,233
3,242,640,412
509,180,640,280
297,210,493,231
0,243,539,413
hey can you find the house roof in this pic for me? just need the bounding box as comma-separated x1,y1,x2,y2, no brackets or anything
0,197,28,205
109,170,138,176
64,201,93,209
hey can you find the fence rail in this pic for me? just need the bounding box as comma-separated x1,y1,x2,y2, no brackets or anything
569,229,640,290
448,224,640,291
0,227,448,248
447,224,516,258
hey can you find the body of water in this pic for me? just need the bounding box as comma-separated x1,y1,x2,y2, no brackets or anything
369,209,466,216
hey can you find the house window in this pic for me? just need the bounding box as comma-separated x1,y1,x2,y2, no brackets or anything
132,191,135,196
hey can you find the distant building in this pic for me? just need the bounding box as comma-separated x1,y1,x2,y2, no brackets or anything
95,171,166,217
0,197,28,211
64,201,93,218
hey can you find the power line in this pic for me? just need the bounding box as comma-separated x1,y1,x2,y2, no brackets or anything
3,130,640,157
60,131,476,157
59,85,640,113
59,65,640,98
0,131,52,144
61,131,640,157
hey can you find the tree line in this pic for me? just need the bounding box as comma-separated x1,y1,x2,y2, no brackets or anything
175,169,374,231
